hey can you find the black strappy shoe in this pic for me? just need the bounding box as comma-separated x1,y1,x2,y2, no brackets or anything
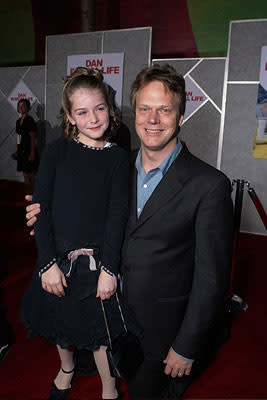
48,366,75,400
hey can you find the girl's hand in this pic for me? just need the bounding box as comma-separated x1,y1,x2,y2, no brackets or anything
96,270,117,300
28,153,34,162
41,263,67,297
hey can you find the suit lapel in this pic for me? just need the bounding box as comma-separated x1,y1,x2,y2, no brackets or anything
126,150,140,232
128,164,138,228
128,144,192,234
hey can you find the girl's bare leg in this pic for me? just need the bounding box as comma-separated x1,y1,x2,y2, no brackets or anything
93,346,118,399
54,345,75,389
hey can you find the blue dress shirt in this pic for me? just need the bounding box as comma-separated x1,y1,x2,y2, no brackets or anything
135,140,183,218
135,139,194,363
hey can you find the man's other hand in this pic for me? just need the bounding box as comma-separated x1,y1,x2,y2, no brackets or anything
25,195,41,235
163,347,192,378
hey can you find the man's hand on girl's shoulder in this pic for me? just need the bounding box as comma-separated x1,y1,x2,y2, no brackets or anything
25,195,41,235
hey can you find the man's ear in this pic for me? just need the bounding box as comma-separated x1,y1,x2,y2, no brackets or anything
178,115,184,127
67,113,75,125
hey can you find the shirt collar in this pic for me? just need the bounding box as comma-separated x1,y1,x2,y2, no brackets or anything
135,138,183,176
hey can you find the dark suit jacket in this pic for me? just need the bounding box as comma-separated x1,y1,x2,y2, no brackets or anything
121,143,233,361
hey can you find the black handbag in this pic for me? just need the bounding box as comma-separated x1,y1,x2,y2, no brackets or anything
101,293,144,379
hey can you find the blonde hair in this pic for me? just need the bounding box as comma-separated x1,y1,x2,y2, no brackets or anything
61,67,120,140
130,64,186,116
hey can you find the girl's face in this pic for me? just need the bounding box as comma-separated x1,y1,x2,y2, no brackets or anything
67,88,109,147
18,101,28,115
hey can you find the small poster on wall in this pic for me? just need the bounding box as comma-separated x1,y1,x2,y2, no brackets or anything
184,76,207,122
67,53,124,109
8,80,36,111
253,45,267,159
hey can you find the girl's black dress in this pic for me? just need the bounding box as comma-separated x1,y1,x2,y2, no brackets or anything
21,137,142,351
16,115,39,173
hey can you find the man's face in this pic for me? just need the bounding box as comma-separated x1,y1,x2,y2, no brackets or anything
135,81,183,153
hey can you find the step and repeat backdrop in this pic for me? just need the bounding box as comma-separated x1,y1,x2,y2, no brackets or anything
220,19,267,235
0,66,45,181
0,21,266,234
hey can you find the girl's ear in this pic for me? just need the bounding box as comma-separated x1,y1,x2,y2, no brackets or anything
67,113,75,125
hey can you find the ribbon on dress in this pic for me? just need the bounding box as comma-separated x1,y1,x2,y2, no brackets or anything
65,248,97,278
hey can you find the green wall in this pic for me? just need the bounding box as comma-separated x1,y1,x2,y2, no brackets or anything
1,0,267,66
188,0,267,57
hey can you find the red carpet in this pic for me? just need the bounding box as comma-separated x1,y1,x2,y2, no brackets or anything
0,180,266,399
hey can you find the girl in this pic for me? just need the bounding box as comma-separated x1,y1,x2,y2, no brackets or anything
12,98,39,194
21,67,141,400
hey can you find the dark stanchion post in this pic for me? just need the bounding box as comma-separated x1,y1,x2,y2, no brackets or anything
226,179,267,313
225,179,248,313
247,187,267,231
230,179,245,293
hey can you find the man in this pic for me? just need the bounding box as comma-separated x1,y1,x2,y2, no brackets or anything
26,64,233,398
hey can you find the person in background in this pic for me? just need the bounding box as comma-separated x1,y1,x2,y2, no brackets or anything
12,99,39,194
257,84,267,118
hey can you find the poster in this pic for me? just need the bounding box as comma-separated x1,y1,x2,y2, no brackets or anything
184,76,207,122
67,53,124,108
8,80,36,111
253,46,267,159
